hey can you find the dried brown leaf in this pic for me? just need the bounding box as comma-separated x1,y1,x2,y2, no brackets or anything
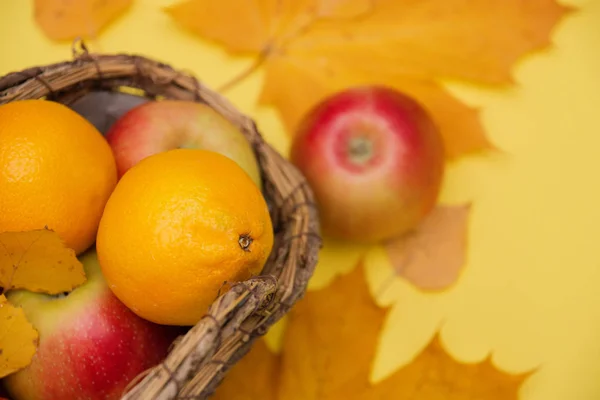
384,204,471,291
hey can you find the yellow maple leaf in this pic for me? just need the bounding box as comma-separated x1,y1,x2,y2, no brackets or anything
165,0,570,159
34,0,133,41
0,294,39,379
0,228,86,295
213,263,530,399
384,204,471,291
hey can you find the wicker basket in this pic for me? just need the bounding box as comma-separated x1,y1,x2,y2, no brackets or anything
0,40,321,400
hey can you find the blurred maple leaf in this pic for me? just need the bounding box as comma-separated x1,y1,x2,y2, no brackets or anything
0,294,38,378
211,340,279,400
165,0,570,159
213,263,530,399
0,228,86,295
384,204,471,291
34,0,133,41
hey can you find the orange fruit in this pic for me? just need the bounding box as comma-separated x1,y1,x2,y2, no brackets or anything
96,148,274,326
0,100,117,255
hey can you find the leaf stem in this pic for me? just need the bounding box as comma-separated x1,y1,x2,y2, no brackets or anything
217,1,377,94
218,48,270,93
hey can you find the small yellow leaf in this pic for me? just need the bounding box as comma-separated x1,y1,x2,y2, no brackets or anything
0,294,39,378
384,204,471,291
0,228,86,294
34,0,133,41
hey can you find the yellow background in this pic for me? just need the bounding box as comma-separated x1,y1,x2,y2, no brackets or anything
1,0,600,398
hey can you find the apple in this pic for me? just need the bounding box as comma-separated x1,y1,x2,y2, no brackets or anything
2,249,181,400
104,100,262,187
290,85,445,243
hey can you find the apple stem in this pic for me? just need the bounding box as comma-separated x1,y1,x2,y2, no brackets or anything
348,136,373,165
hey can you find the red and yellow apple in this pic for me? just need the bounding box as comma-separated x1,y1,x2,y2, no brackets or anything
2,250,181,400
104,100,262,187
290,86,445,243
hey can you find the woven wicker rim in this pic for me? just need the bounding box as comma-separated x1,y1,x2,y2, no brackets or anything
0,40,321,400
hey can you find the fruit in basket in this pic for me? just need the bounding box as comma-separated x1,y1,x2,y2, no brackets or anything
2,249,179,400
69,91,149,134
290,86,445,243
0,99,117,255
104,100,262,187
96,148,274,326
